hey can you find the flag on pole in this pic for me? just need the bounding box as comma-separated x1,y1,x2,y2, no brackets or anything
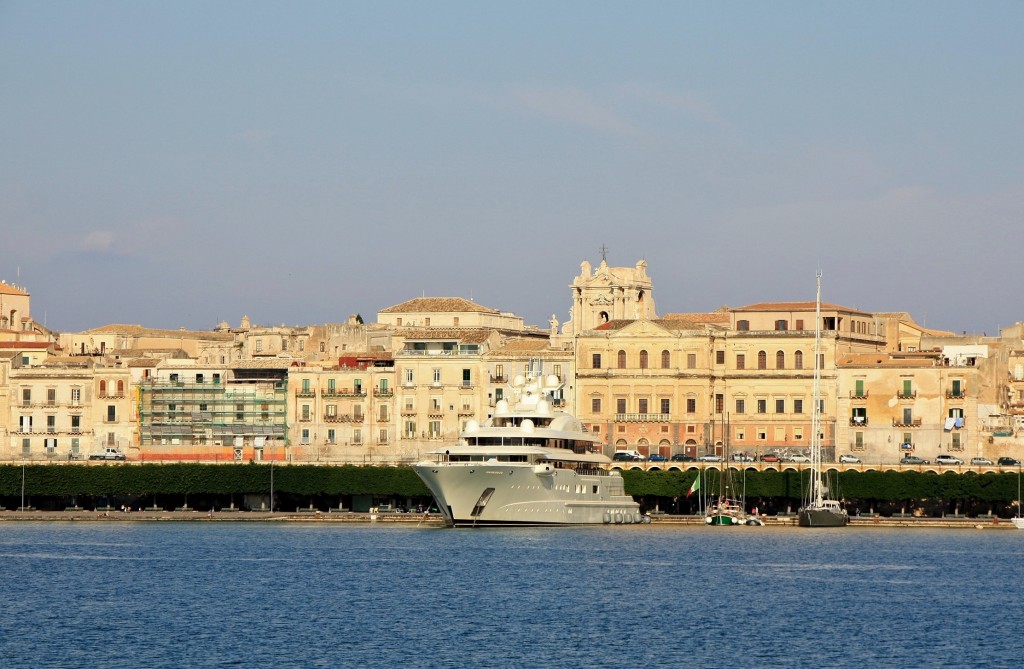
686,474,700,498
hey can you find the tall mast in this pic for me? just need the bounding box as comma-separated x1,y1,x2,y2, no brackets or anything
810,271,823,506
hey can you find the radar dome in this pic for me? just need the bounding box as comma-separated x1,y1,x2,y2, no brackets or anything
512,374,525,387
495,399,510,414
545,374,560,388
464,419,479,433
521,419,535,433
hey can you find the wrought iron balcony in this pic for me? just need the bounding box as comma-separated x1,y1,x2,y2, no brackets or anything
614,413,671,422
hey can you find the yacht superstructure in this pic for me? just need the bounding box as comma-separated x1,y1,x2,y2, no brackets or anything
413,363,642,526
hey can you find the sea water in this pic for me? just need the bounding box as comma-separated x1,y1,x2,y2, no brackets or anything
0,522,1020,669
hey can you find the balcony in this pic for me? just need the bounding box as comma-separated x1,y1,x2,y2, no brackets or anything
614,413,671,422
849,417,869,427
296,389,316,398
946,390,966,399
893,417,922,428
849,391,869,400
897,390,917,400
324,414,361,423
373,388,394,397
490,375,507,383
321,388,365,398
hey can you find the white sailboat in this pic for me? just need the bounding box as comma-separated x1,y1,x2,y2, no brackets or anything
798,272,849,528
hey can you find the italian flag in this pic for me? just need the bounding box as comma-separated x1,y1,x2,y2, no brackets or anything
686,475,700,498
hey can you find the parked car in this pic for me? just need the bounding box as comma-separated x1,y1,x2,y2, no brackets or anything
759,454,781,463
88,448,126,461
935,454,964,465
839,454,862,464
612,452,643,462
698,454,723,462
900,455,930,465
997,457,1022,466
670,454,696,462
970,457,993,465
730,453,754,462
787,455,811,463
647,453,667,462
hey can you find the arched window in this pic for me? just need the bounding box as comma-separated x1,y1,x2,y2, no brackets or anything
758,351,767,370
794,350,804,370
99,380,107,396
661,350,670,368
776,350,785,369
116,380,125,394
618,350,627,368
639,350,648,369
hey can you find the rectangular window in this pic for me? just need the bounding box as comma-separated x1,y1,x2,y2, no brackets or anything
236,403,244,421
592,398,601,413
951,433,962,450
735,399,745,414
107,405,116,422
902,379,913,396
47,388,56,405
22,388,31,405
736,354,745,370
660,399,670,414
795,319,804,330
553,364,561,379
903,408,912,424
301,405,310,421
353,429,362,445
327,429,336,443
47,415,56,432
638,399,648,414
688,353,697,369
255,340,263,352
775,399,785,413
405,420,416,438
794,399,803,414
301,429,310,444
71,415,81,433
379,428,388,444
854,432,864,449
22,438,31,455
616,398,626,413
326,404,337,417
405,369,414,385
463,369,471,387
433,368,442,384
687,398,696,413
71,387,81,404
757,399,767,414
716,351,725,364
428,421,441,438
71,438,80,454
715,394,724,413
592,353,602,369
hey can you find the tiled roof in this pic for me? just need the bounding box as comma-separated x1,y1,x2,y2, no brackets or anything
0,282,28,296
593,320,633,331
662,312,731,325
733,301,871,315
0,341,52,349
380,297,498,314
399,328,493,343
81,324,234,340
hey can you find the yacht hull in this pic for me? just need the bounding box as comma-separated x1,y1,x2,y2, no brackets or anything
413,462,640,527
797,508,850,527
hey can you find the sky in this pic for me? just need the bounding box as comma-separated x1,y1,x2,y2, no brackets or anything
2,1,1023,336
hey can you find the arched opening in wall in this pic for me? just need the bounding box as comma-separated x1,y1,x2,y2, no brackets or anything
776,350,785,369
639,350,648,369
661,350,670,368
599,311,609,323
685,438,698,457
618,350,626,368
615,438,628,447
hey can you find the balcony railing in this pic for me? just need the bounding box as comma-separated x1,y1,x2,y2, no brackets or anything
897,391,917,400
849,391,869,399
321,388,366,398
490,375,507,383
373,388,394,397
296,389,316,398
614,413,671,422
946,390,966,399
849,417,869,427
893,418,922,428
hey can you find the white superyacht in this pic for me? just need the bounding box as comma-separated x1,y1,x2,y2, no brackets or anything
413,365,642,527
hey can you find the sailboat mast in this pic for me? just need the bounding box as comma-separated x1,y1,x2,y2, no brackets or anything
811,271,824,507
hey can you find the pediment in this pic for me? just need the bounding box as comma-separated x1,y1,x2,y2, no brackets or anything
612,319,673,338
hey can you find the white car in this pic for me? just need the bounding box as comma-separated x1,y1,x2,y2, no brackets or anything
698,454,723,462
839,454,862,464
787,455,811,463
935,454,964,465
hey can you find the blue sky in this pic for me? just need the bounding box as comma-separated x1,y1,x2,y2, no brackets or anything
3,2,1022,335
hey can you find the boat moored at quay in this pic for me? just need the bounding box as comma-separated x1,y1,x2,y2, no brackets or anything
413,363,643,527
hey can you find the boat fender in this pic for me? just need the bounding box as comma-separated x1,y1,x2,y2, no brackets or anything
633,513,642,524
704,516,713,524
603,512,611,524
641,515,651,524
614,512,623,524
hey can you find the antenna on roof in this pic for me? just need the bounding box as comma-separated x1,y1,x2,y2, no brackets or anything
599,244,609,262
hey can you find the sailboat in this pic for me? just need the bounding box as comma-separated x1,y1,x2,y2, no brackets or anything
797,272,850,528
705,415,764,526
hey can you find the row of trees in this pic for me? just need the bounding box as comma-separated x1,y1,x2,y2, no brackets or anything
0,465,1020,515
